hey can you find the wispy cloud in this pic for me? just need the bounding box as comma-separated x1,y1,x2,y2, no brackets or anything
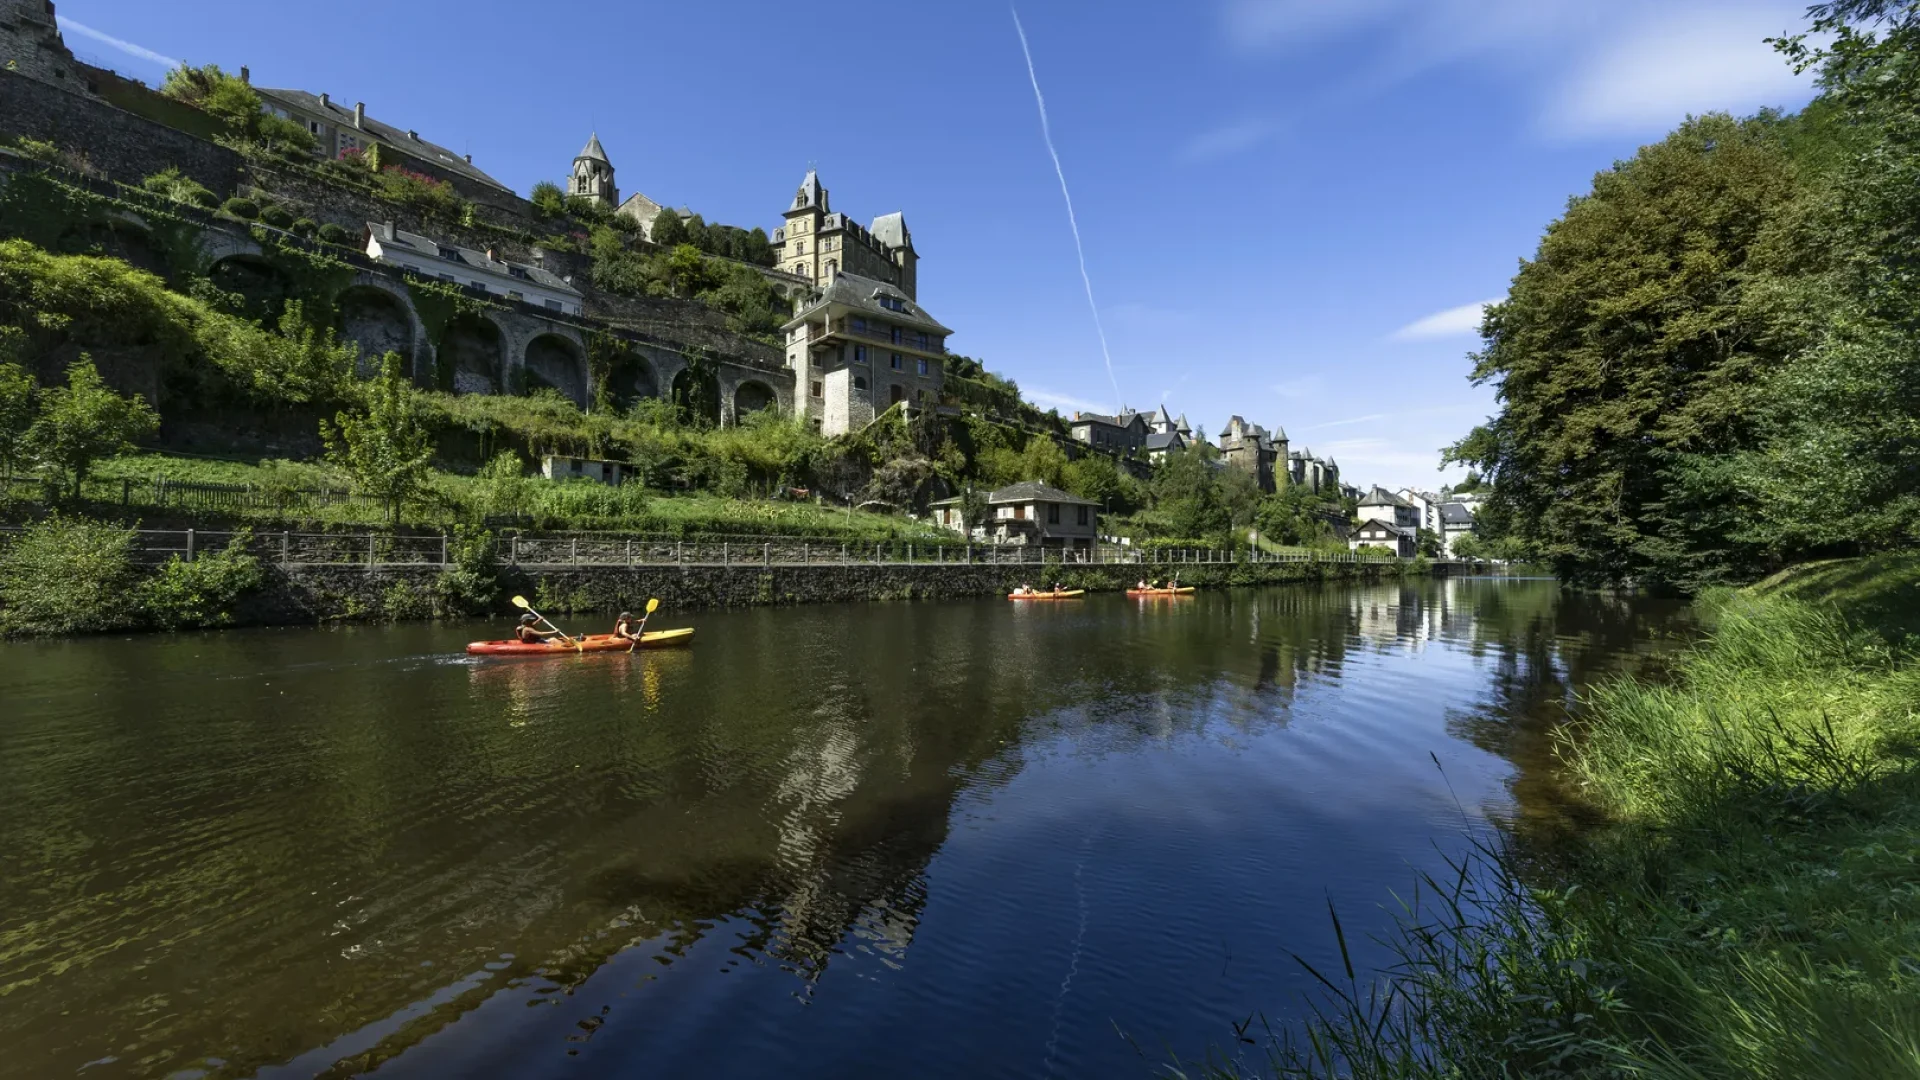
56,16,180,70
1545,7,1812,138
1390,299,1499,342
1218,0,1815,140
1304,413,1391,431
1181,118,1283,162
1025,386,1108,415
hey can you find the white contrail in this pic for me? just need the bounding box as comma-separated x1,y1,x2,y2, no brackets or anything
56,17,181,70
1012,8,1122,416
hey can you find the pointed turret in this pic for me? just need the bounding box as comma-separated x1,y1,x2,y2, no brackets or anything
794,168,828,211
576,132,610,164
570,132,617,208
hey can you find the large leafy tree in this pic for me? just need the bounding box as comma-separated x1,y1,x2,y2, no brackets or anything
323,352,434,524
1445,113,1813,588
0,358,33,482
30,357,160,499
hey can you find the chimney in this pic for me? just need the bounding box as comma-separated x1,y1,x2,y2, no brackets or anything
353,102,364,129
320,92,329,108
239,66,250,84
464,153,472,163
406,129,418,141
485,248,497,262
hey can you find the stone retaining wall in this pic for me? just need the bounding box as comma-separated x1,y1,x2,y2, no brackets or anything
253,559,1397,627
0,69,241,196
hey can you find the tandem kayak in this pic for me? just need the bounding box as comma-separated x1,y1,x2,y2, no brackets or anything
1008,590,1085,601
1126,587,1196,597
465,628,696,656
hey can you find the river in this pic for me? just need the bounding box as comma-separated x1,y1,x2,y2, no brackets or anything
0,578,1686,1079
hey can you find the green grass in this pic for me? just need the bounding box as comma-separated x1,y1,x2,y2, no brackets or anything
50,453,954,542
1192,555,1920,1079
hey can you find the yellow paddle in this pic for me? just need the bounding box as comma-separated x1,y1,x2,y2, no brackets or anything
511,594,581,653
627,597,661,654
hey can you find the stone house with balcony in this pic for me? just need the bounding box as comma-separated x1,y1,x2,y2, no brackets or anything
1350,518,1416,558
782,270,949,435
773,169,918,300
931,481,1099,551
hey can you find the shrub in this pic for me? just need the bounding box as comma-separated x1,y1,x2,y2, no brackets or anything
530,181,566,216
8,136,61,163
138,528,263,629
434,526,499,615
222,197,259,220
317,223,351,245
258,205,294,229
0,514,138,636
139,167,217,208
291,217,318,238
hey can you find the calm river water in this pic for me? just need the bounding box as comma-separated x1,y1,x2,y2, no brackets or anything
0,579,1686,1079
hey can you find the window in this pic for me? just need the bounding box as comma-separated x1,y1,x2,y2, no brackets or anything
545,299,562,311
854,345,867,364
852,317,866,332
438,246,460,260
472,281,487,290
796,240,806,254
890,327,902,344
1077,506,1089,526
917,358,929,376
889,384,904,404
793,265,805,275
853,376,868,390
437,273,455,283
509,266,529,279
917,332,929,348
1014,504,1026,520
811,381,823,398
890,354,902,370
1047,503,1061,524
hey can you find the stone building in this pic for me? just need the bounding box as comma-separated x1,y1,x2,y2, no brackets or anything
1287,448,1340,495
782,271,949,435
365,222,584,317
773,169,919,300
1218,415,1288,493
249,79,514,203
1069,409,1148,455
569,132,617,209
0,0,87,90
1357,486,1419,531
932,481,1098,551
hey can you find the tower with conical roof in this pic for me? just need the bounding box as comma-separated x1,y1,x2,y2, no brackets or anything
571,133,617,209
773,167,921,299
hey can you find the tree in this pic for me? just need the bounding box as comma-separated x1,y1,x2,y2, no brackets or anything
531,181,567,216
662,244,711,298
0,359,33,481
30,357,158,499
1017,435,1070,488
1443,112,1811,589
1417,530,1444,558
683,213,711,253
745,227,775,266
161,63,312,152
1450,533,1486,561
650,209,688,248
1152,449,1231,540
323,352,434,524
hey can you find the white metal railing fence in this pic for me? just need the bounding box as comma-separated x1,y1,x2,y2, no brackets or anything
0,525,1479,570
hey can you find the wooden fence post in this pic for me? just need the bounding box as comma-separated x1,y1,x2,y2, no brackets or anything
281,530,290,564
367,533,376,569
185,528,195,563
440,531,449,566
763,543,770,568
510,535,519,564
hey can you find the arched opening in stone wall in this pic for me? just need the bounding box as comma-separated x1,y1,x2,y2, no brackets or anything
440,314,504,395
610,356,659,410
207,255,293,321
671,365,721,427
336,286,414,377
57,221,164,276
733,380,777,418
523,333,587,406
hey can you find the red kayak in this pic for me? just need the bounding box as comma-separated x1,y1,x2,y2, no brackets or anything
466,628,695,656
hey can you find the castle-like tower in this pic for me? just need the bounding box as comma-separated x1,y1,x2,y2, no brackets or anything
570,133,617,209
774,169,919,299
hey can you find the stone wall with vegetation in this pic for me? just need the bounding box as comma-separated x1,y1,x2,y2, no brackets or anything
0,69,240,197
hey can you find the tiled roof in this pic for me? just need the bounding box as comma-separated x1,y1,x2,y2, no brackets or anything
784,271,951,334
370,222,580,295
1146,431,1186,451
988,480,1097,506
256,86,510,193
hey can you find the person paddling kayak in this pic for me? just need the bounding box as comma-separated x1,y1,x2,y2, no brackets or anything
515,612,563,645
613,611,644,642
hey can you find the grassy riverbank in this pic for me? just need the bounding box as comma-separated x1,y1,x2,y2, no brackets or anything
1199,555,1920,1079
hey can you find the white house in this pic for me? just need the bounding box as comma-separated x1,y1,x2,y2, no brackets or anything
1440,501,1476,556
1350,518,1415,557
365,222,585,316
540,455,635,486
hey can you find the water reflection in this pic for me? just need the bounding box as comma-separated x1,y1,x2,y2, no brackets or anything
0,579,1687,1080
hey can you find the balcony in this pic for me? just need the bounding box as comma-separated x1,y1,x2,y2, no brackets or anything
806,318,945,356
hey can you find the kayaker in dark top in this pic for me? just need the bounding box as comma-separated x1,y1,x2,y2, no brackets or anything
613,611,644,642
515,612,561,645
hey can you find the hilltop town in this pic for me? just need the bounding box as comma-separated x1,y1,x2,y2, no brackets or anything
0,0,1477,557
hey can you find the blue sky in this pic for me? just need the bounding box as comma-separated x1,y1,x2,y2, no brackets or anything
53,0,1820,490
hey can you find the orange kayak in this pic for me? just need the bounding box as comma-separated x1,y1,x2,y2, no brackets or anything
1008,590,1084,601
1126,587,1195,597
465,628,695,656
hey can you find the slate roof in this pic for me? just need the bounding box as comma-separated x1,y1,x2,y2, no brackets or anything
1146,431,1186,452
1440,502,1476,526
1358,485,1410,508
368,222,580,296
1356,520,1413,537
576,132,610,163
255,86,511,193
870,211,911,251
783,271,952,334
988,480,1097,506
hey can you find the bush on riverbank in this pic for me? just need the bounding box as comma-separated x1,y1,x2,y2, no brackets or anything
0,516,264,634
1197,555,1920,1079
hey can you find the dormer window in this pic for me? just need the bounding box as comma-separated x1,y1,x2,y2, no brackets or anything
437,246,461,261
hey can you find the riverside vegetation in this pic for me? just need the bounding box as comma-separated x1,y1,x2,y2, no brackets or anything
1190,4,1920,1077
